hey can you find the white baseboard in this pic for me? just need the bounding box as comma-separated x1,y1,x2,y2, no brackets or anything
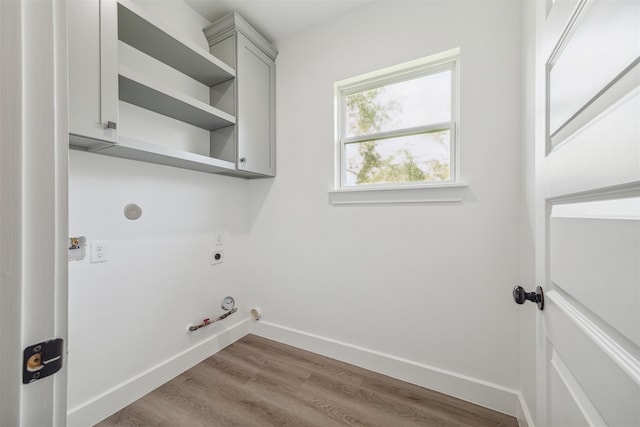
252,320,521,418
67,318,250,427
67,318,533,426
516,391,536,427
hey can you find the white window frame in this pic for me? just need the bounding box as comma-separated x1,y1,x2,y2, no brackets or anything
330,48,467,205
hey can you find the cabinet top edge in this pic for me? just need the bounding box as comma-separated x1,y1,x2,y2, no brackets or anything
204,12,278,61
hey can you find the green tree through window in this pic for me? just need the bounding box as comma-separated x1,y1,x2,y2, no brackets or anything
338,60,455,187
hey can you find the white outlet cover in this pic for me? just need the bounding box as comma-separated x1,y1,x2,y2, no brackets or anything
90,240,108,263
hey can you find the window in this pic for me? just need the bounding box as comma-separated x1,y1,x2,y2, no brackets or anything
334,49,460,194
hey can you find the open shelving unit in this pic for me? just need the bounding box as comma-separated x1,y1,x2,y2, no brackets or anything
69,0,277,177
117,0,234,86
87,0,239,175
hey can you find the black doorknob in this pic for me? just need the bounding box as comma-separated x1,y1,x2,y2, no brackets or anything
513,286,544,310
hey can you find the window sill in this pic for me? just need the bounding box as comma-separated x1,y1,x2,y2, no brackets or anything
328,183,469,205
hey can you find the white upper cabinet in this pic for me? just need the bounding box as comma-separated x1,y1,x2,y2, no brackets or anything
68,0,119,148
68,1,276,177
205,13,278,177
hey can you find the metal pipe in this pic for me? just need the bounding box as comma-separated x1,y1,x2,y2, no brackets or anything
188,307,237,332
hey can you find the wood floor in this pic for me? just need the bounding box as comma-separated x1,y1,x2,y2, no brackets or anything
96,335,518,427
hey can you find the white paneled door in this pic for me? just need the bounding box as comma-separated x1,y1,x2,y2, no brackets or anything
534,0,639,426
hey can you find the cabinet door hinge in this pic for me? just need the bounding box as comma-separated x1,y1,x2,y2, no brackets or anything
23,338,64,384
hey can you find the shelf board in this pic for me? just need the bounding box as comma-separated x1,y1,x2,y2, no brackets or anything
119,66,235,131
117,0,235,87
94,136,237,174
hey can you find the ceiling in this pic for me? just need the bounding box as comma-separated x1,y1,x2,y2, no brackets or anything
184,0,373,43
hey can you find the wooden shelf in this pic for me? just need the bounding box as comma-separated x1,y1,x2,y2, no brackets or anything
117,0,234,87
119,66,235,131
95,136,236,174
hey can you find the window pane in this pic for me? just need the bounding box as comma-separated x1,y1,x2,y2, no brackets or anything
344,130,450,186
345,71,451,138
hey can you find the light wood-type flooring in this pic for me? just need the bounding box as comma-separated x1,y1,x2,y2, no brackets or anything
96,334,518,427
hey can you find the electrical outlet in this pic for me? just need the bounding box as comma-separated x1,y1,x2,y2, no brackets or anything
90,240,108,263
211,249,224,265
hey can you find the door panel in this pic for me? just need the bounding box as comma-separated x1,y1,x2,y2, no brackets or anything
550,201,640,345
546,86,639,198
545,299,640,427
239,42,270,165
548,0,639,135
548,348,602,427
236,33,275,176
68,0,118,145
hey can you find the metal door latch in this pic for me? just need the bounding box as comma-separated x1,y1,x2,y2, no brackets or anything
23,339,63,384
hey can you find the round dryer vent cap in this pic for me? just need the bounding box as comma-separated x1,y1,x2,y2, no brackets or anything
124,204,142,220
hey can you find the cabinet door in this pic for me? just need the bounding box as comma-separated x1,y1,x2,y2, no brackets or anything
236,33,276,176
68,0,118,147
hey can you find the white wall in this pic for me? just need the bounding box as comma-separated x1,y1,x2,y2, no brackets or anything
67,150,252,425
248,0,524,415
67,150,253,425
66,2,252,425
